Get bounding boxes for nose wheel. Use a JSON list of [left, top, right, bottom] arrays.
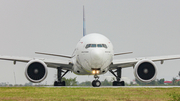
[[92, 75, 101, 87], [92, 80, 101, 87]]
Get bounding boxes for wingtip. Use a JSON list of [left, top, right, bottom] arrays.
[[114, 52, 133, 56]]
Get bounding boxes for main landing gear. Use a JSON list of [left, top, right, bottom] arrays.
[[54, 68, 69, 86], [92, 75, 101, 87], [109, 67, 125, 86]]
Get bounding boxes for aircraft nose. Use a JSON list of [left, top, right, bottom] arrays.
[[90, 49, 104, 69], [91, 49, 103, 60]]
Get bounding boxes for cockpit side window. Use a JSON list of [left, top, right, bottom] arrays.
[[102, 44, 107, 48], [85, 44, 91, 48]]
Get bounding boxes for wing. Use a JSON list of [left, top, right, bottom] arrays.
[[110, 55, 180, 70], [0, 55, 73, 70]]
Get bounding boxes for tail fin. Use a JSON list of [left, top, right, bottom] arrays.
[[83, 6, 86, 36]]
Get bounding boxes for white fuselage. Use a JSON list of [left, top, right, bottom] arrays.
[[72, 33, 114, 75]]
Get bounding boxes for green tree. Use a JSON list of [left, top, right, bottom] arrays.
[[135, 79, 158, 86], [62, 77, 77, 86], [177, 81, 180, 86], [135, 79, 146, 86], [172, 77, 177, 85], [24, 82, 32, 86], [158, 78, 164, 85], [101, 79, 112, 86], [148, 80, 156, 86], [79, 81, 91, 86]]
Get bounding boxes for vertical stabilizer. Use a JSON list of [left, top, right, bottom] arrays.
[[83, 6, 86, 36]]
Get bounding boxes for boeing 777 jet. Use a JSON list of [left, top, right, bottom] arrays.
[[0, 7, 180, 87]]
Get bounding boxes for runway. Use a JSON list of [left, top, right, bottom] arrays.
[[1, 86, 180, 88], [44, 86, 180, 88]]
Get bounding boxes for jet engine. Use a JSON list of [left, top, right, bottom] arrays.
[[134, 59, 157, 83], [25, 59, 48, 83]]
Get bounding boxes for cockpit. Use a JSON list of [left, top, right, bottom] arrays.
[[85, 44, 107, 49]]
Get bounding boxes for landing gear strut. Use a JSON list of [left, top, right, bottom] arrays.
[[109, 67, 125, 86], [92, 75, 101, 87], [54, 68, 69, 86]]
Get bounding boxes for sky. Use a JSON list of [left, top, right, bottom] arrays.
[[0, 0, 180, 85]]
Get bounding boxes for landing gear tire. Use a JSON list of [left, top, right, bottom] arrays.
[[54, 81, 65, 86], [92, 80, 101, 87], [113, 81, 125, 86]]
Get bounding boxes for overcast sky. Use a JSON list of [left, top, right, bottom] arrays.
[[0, 0, 180, 85]]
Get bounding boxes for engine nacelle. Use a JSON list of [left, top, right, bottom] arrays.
[[25, 59, 48, 83], [134, 59, 157, 83]]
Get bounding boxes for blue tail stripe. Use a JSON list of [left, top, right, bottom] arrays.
[[83, 6, 86, 36]]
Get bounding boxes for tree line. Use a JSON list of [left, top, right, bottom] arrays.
[[62, 77, 180, 86]]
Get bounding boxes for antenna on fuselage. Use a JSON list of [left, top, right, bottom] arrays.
[[83, 6, 86, 36]]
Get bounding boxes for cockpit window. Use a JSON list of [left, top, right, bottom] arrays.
[[85, 44, 107, 49], [91, 44, 96, 47], [102, 44, 107, 48], [85, 44, 91, 48], [97, 44, 102, 47]]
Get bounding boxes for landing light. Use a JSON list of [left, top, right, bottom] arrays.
[[92, 70, 100, 74], [92, 70, 96, 74]]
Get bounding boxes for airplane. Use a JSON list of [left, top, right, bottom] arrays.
[[1, 6, 180, 87]]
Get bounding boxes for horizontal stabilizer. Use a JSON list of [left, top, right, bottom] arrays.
[[35, 52, 72, 58], [114, 52, 133, 56]]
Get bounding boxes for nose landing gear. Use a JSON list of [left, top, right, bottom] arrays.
[[92, 75, 101, 87]]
